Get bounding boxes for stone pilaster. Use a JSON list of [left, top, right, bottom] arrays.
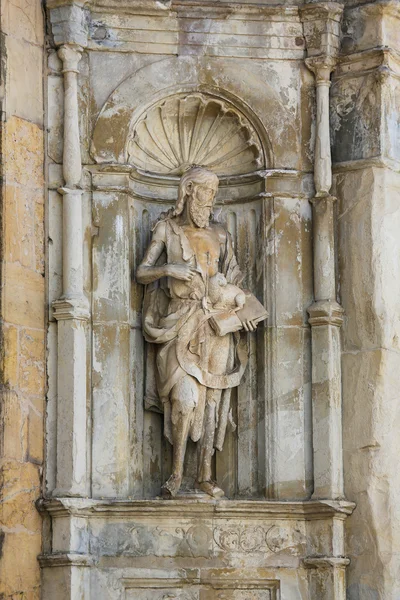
[[301, 4, 345, 502], [50, 6, 89, 496], [332, 2, 400, 597]]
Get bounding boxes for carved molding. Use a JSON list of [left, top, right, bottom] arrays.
[[38, 553, 95, 568], [303, 556, 350, 569], [308, 300, 344, 328], [127, 93, 264, 177], [122, 573, 280, 600], [38, 497, 356, 519]]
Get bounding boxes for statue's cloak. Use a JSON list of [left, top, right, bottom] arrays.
[[142, 217, 248, 447]]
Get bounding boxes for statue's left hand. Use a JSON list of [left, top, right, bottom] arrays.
[[242, 319, 257, 332]]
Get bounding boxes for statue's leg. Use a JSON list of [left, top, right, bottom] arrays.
[[195, 330, 231, 498], [196, 389, 224, 498], [161, 374, 198, 498]]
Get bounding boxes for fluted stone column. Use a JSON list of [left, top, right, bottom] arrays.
[[52, 43, 89, 497]]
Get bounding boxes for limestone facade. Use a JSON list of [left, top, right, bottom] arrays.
[[0, 0, 399, 599], [0, 1, 46, 598]]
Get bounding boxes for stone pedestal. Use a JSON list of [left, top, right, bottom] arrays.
[[39, 498, 354, 600]]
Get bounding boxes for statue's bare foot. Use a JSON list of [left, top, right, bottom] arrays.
[[195, 480, 225, 498], [161, 475, 181, 498]]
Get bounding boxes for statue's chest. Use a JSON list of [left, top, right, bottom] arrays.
[[184, 229, 221, 276]]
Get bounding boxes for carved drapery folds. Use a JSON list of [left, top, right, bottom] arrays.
[[300, 2, 345, 499]]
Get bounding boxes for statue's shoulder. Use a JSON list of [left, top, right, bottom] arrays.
[[210, 222, 229, 243], [151, 218, 169, 241]]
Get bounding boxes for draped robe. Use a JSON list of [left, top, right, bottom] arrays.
[[142, 217, 248, 448]]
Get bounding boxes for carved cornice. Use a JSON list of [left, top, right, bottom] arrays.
[[335, 47, 400, 81], [303, 556, 350, 569], [37, 497, 356, 520], [48, 0, 300, 18], [333, 155, 400, 174]]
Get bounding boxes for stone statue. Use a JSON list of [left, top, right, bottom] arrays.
[[137, 167, 267, 498]]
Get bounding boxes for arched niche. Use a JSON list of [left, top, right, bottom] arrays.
[[90, 55, 300, 171], [89, 58, 305, 500]]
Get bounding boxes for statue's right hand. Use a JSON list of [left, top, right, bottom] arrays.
[[167, 263, 198, 282]]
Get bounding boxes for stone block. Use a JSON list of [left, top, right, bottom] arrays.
[[6, 36, 44, 125], [331, 71, 381, 163], [4, 184, 37, 270], [2, 0, 44, 45], [0, 391, 27, 460], [34, 201, 45, 275], [0, 528, 41, 598], [3, 262, 45, 329], [49, 4, 88, 47], [0, 461, 41, 532], [5, 116, 44, 189], [55, 318, 89, 496], [27, 407, 44, 464], [337, 167, 400, 352], [343, 347, 400, 599], [3, 324, 18, 388]]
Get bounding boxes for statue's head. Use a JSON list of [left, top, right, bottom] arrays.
[[174, 166, 219, 228]]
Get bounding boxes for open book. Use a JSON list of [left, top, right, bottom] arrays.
[[209, 291, 268, 336]]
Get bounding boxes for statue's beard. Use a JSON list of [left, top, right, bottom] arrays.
[[190, 201, 211, 228]]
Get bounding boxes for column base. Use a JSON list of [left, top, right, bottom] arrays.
[[308, 299, 344, 327], [53, 296, 90, 321]]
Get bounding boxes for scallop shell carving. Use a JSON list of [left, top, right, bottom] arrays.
[[127, 93, 264, 176]]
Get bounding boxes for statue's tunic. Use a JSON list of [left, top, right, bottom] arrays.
[[142, 217, 248, 446]]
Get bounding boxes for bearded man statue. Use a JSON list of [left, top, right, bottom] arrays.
[[136, 167, 264, 498]]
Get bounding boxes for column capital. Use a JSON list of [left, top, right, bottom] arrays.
[[57, 44, 83, 73], [305, 56, 338, 83], [308, 300, 344, 327]]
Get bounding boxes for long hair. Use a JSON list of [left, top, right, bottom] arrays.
[[174, 167, 219, 216], [154, 167, 219, 228]]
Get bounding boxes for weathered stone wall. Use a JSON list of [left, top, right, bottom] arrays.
[[333, 2, 400, 598], [0, 1, 45, 598], [1, 0, 399, 599]]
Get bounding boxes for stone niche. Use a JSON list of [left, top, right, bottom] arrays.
[[42, 1, 354, 599]]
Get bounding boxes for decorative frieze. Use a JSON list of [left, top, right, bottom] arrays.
[[38, 497, 354, 599]]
